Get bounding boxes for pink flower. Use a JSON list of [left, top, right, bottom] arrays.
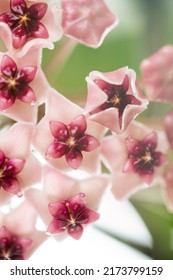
[[85, 67, 148, 134], [163, 109, 173, 150], [32, 88, 105, 172], [0, 122, 42, 205], [61, 0, 118, 48], [25, 164, 109, 240], [0, 49, 49, 122], [48, 192, 99, 240], [46, 114, 100, 169], [140, 45, 173, 103], [0, 0, 62, 57], [101, 122, 167, 199], [0, 200, 46, 259]]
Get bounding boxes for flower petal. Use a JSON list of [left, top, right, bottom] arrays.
[[0, 88, 15, 110], [28, 3, 48, 20], [46, 142, 67, 158], [49, 121, 69, 141], [10, 0, 27, 15], [0, 12, 19, 27], [1, 54, 17, 77], [70, 115, 87, 138], [48, 201, 68, 219], [67, 224, 83, 240], [66, 148, 83, 169], [47, 219, 67, 234], [78, 134, 100, 151], [12, 23, 28, 48], [17, 84, 36, 104], [69, 193, 86, 217], [3, 158, 25, 176], [16, 66, 37, 83], [1, 177, 21, 195], [29, 21, 49, 39]]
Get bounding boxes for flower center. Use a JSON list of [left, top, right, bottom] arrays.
[[7, 78, 19, 89], [65, 136, 77, 148], [18, 14, 31, 27], [65, 202, 76, 224], [141, 151, 153, 164], [109, 92, 121, 106]]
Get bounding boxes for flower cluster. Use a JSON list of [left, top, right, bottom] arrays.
[[0, 0, 172, 260]]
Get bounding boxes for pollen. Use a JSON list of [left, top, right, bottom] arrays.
[[141, 152, 153, 163]]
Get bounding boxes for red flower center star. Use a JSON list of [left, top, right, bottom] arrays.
[[0, 148, 25, 195], [90, 75, 141, 128], [123, 132, 167, 184], [47, 193, 100, 240], [0, 0, 48, 48], [0, 226, 32, 260]]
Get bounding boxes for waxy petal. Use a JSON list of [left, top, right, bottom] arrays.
[[78, 134, 100, 151], [17, 84, 36, 104], [4, 158, 25, 176], [10, 0, 27, 15], [0, 88, 15, 110], [48, 201, 69, 219], [1, 54, 17, 77], [29, 21, 48, 39], [0, 12, 19, 27], [1, 177, 21, 195], [69, 193, 86, 218], [69, 115, 87, 138], [0, 149, 5, 167], [67, 224, 83, 240], [143, 131, 158, 150], [46, 142, 67, 158], [164, 109, 173, 150], [49, 121, 69, 141], [66, 148, 83, 169], [12, 23, 28, 49], [47, 219, 67, 234], [16, 66, 37, 83], [28, 3, 48, 20]]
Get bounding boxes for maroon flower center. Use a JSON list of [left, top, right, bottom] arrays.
[[0, 237, 24, 260], [90, 75, 141, 127]]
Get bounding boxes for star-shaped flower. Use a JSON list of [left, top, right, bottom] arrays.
[[61, 0, 118, 48], [0, 0, 62, 56], [101, 122, 167, 199], [85, 67, 148, 134], [25, 164, 109, 240], [140, 45, 173, 103], [0, 49, 49, 122], [32, 88, 105, 172], [0, 123, 42, 205]]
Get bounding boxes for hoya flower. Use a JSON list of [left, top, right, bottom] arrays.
[[0, 200, 46, 259], [0, 49, 49, 122], [25, 165, 109, 240], [162, 163, 173, 212], [140, 45, 173, 103], [61, 0, 118, 48], [32, 88, 105, 172], [85, 67, 148, 134], [0, 122, 42, 205], [46, 114, 100, 169], [101, 122, 167, 199], [163, 109, 173, 150], [0, 0, 62, 57]]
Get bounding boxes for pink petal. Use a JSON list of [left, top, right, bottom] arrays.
[[143, 131, 157, 150], [1, 55, 17, 77], [4, 158, 25, 175], [49, 121, 69, 141], [70, 115, 87, 138], [141, 173, 154, 184], [12, 24, 28, 48], [0, 12, 19, 27], [83, 208, 100, 224], [78, 134, 100, 151], [17, 84, 36, 104], [69, 193, 86, 217], [46, 141, 67, 158], [67, 224, 83, 240], [123, 158, 135, 172], [1, 177, 21, 195], [10, 0, 27, 15], [28, 3, 48, 20], [66, 148, 83, 169], [48, 201, 68, 219], [47, 219, 67, 234], [16, 66, 37, 83], [0, 88, 15, 110], [164, 109, 173, 150], [15, 237, 33, 253], [0, 226, 12, 240], [29, 21, 49, 39], [125, 136, 140, 154]]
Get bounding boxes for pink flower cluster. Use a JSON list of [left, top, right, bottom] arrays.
[[0, 0, 172, 260]]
